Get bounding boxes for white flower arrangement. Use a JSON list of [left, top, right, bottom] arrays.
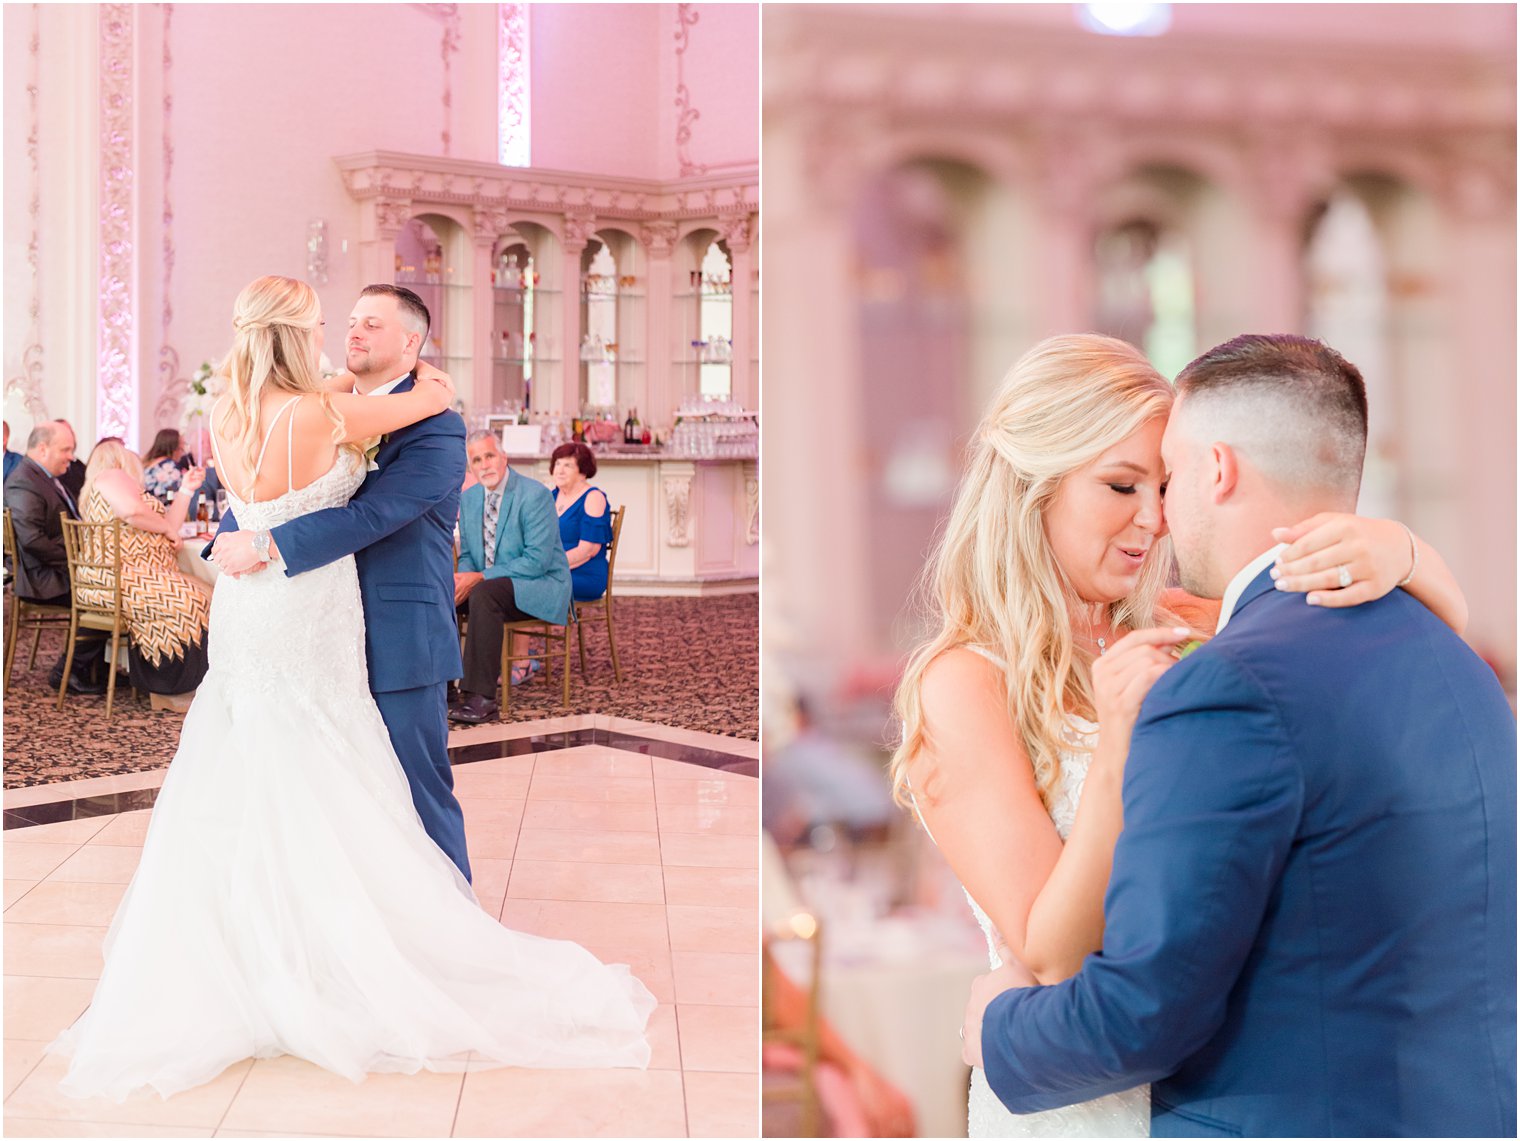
[[182, 360, 225, 425]]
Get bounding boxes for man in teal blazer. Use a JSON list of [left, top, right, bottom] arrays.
[[450, 430, 572, 723]]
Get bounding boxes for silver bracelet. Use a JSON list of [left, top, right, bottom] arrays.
[[1396, 523, 1418, 587]]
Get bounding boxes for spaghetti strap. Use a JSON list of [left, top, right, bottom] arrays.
[[249, 395, 303, 500]]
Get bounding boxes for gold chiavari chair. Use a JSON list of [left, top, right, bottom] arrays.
[[499, 604, 574, 720], [59, 517, 131, 719], [575, 504, 625, 682], [763, 914, 826, 1137], [3, 508, 72, 691]]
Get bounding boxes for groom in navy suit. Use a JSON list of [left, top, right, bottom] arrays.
[[210, 285, 472, 882], [964, 335, 1516, 1136]]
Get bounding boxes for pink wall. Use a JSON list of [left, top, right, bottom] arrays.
[[533, 3, 758, 180], [530, 4, 663, 178], [146, 3, 466, 416]]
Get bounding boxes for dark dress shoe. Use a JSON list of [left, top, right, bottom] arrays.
[[53, 673, 107, 696], [448, 692, 497, 724]]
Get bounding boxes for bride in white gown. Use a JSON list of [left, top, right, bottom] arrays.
[[49, 276, 655, 1102], [888, 334, 1468, 1137]]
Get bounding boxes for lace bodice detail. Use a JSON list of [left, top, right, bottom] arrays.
[[207, 450, 371, 707], [225, 451, 366, 531]]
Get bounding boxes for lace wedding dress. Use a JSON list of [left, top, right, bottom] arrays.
[[50, 450, 656, 1102], [920, 645, 1149, 1138]]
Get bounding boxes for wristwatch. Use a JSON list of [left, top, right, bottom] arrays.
[[251, 530, 272, 563]]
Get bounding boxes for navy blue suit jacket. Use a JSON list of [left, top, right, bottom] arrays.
[[982, 567, 1517, 1137], [214, 376, 466, 693]]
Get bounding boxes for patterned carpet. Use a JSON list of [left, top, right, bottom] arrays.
[[3, 593, 756, 789]]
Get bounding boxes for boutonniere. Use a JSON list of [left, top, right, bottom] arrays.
[[361, 433, 389, 472]]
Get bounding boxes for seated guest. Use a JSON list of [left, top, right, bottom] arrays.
[[55, 419, 87, 500], [449, 430, 572, 725], [549, 442, 612, 602], [3, 421, 20, 483], [80, 440, 210, 712], [141, 428, 188, 504], [3, 420, 106, 693]]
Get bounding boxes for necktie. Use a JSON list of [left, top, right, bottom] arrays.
[[53, 477, 78, 519], [482, 488, 502, 568]]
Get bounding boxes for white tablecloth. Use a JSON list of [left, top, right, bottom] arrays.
[[176, 537, 219, 592]]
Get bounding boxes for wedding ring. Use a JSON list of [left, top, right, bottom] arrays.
[[1336, 564, 1353, 589], [958, 1026, 965, 1040]]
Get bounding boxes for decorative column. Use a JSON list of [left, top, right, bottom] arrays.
[[356, 195, 410, 291], [723, 214, 754, 411], [97, 3, 138, 442], [559, 211, 594, 415], [640, 221, 679, 431], [1243, 132, 1312, 337], [1441, 160, 1516, 675], [470, 205, 508, 419], [1032, 130, 1098, 337]]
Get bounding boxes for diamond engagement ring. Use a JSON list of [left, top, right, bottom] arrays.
[[1336, 564, 1353, 589]]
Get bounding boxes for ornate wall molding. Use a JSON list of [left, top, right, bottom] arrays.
[[563, 210, 597, 253], [5, 5, 48, 420], [674, 4, 707, 178], [768, 10, 1515, 215], [409, 4, 462, 156], [336, 151, 756, 225], [98, 3, 136, 440], [640, 222, 680, 259], [153, 3, 182, 430], [374, 196, 414, 238], [719, 215, 751, 254], [498, 3, 530, 166], [663, 475, 692, 547]]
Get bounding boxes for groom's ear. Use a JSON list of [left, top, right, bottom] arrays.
[[1210, 442, 1239, 504]]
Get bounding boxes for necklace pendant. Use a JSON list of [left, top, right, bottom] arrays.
[[1096, 636, 1107, 655]]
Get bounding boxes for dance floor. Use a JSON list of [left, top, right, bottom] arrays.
[[2, 716, 759, 1137]]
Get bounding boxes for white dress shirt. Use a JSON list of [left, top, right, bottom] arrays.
[[1215, 543, 1288, 633], [357, 372, 411, 398]]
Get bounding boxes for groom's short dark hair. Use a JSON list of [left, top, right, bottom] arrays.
[[1174, 334, 1368, 500], [360, 283, 430, 341]]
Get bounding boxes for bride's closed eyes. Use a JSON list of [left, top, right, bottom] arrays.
[[1107, 482, 1167, 497]]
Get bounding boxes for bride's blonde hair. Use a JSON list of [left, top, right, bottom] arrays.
[[890, 334, 1177, 811], [213, 275, 355, 491]]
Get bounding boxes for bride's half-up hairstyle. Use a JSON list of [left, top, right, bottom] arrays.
[[890, 334, 1177, 811], [215, 275, 355, 493]]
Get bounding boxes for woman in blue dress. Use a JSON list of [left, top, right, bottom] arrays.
[[550, 442, 612, 601]]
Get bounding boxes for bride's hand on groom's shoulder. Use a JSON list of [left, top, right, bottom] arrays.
[[1271, 513, 1408, 608], [413, 361, 456, 407], [1092, 627, 1191, 745]]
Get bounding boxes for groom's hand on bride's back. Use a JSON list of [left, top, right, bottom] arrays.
[[962, 953, 1038, 1067]]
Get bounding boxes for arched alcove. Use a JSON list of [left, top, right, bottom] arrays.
[[1303, 188, 1394, 516], [676, 228, 733, 401], [1305, 172, 1452, 544], [488, 221, 561, 412], [396, 213, 470, 379]]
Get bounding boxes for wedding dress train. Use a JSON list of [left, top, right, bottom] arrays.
[[50, 452, 655, 1102]]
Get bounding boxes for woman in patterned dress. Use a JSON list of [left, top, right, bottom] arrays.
[[141, 428, 191, 505], [78, 440, 210, 712]]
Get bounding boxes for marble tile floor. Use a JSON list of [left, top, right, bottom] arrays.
[[3, 719, 759, 1138]]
